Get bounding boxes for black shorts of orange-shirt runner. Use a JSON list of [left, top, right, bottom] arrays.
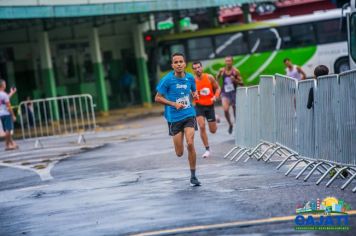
[[195, 104, 216, 122], [167, 116, 198, 136]]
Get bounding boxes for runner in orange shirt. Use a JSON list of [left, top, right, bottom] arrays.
[[192, 61, 221, 158]]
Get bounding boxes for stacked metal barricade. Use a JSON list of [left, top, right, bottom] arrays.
[[18, 94, 96, 148], [224, 70, 356, 192]]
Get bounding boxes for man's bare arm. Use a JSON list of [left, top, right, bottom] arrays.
[[233, 68, 244, 86], [155, 92, 184, 109], [215, 68, 223, 81], [297, 66, 307, 80]]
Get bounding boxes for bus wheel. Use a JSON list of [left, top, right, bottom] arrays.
[[334, 57, 350, 74]]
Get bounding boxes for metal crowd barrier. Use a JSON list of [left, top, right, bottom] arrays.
[[274, 74, 298, 151], [223, 70, 356, 192], [296, 79, 316, 158], [18, 94, 96, 147]]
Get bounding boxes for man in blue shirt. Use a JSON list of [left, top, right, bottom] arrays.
[[155, 52, 201, 186]]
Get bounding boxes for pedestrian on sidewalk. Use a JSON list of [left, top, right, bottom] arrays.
[[0, 79, 18, 151], [155, 52, 201, 186], [192, 61, 221, 158], [216, 56, 243, 134], [0, 86, 16, 136]]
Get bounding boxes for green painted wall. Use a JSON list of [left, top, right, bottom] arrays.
[[136, 57, 152, 107]]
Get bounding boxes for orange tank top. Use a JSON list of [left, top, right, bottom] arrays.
[[195, 73, 214, 106]]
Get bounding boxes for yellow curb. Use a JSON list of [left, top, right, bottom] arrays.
[[132, 210, 356, 236]]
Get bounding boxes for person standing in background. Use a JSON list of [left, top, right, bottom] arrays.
[[0, 79, 18, 150]]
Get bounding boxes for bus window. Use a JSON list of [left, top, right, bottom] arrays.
[[213, 32, 248, 58], [315, 19, 347, 44], [158, 43, 186, 71], [158, 46, 171, 71], [170, 44, 186, 56], [350, 13, 356, 63], [278, 26, 293, 48], [187, 37, 214, 60], [247, 29, 278, 53], [290, 23, 316, 46]]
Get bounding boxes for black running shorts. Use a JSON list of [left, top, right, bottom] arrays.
[[167, 116, 198, 136], [195, 104, 216, 122]]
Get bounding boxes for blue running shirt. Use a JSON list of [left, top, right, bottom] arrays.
[[156, 71, 196, 122]]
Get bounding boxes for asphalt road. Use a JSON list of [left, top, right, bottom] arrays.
[[0, 109, 355, 236]]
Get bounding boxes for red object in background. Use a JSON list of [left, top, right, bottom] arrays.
[[219, 0, 336, 23], [145, 35, 153, 41]]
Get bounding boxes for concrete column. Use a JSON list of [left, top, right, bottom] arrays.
[[6, 62, 18, 105], [39, 31, 57, 98], [39, 31, 59, 120], [90, 27, 109, 113], [133, 24, 152, 107]]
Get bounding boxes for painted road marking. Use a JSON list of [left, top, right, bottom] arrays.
[[132, 210, 356, 236]]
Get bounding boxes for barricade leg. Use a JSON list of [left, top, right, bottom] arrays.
[[264, 146, 282, 162], [285, 159, 306, 176], [276, 154, 298, 170], [316, 165, 337, 185], [235, 149, 250, 163], [257, 145, 276, 161], [248, 142, 265, 156], [304, 162, 327, 181], [296, 161, 316, 179], [326, 166, 348, 187], [224, 147, 238, 159], [230, 148, 246, 161], [341, 173, 356, 190], [244, 152, 257, 162]]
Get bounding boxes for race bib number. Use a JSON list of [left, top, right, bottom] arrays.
[[176, 96, 190, 109], [200, 87, 211, 96], [224, 83, 235, 93]]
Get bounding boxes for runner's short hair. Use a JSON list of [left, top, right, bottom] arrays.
[[0, 79, 5, 88], [192, 61, 202, 68], [171, 52, 185, 62], [225, 56, 233, 61], [283, 58, 290, 63]]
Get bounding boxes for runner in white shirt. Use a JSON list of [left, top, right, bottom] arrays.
[[284, 58, 306, 81]]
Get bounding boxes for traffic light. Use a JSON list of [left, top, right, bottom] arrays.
[[144, 35, 153, 42]]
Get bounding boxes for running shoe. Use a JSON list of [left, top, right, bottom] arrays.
[[216, 114, 221, 123], [202, 150, 210, 158], [190, 177, 201, 186], [228, 125, 233, 134]]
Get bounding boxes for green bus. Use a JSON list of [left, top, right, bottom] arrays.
[[155, 8, 349, 85]]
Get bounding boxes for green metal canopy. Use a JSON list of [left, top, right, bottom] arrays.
[[0, 0, 268, 19]]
